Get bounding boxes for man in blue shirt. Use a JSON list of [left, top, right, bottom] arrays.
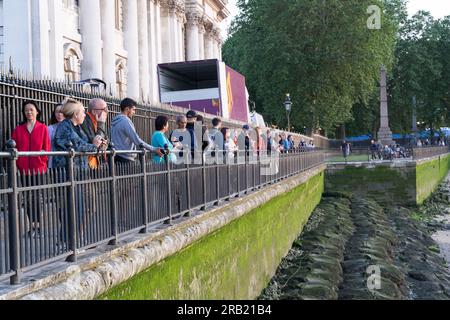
[[111, 98, 163, 163]]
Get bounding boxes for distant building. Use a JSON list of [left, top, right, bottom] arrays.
[[0, 0, 229, 102]]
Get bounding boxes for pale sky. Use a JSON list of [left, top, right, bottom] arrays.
[[221, 0, 450, 39]]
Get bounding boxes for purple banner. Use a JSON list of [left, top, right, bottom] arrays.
[[173, 99, 221, 117], [226, 66, 249, 123]]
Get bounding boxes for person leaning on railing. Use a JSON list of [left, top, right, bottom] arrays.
[[152, 115, 179, 164], [111, 98, 163, 164], [11, 100, 51, 237]]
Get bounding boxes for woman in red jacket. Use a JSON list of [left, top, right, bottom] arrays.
[[11, 100, 51, 237], [12, 100, 51, 174]]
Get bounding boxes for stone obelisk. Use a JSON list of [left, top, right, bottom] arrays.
[[377, 65, 394, 145]]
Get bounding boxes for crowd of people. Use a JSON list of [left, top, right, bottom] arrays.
[[369, 140, 410, 161], [6, 97, 320, 240], [9, 97, 320, 175], [415, 138, 448, 147], [6, 96, 327, 197]]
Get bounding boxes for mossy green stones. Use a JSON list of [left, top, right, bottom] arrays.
[[99, 171, 325, 300], [416, 154, 450, 205]]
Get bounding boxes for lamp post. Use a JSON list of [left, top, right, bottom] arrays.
[[284, 93, 292, 132]]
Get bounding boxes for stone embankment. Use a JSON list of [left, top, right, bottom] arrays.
[[260, 179, 450, 300]]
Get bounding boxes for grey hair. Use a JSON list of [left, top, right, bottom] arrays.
[[88, 98, 107, 112], [176, 115, 187, 124]]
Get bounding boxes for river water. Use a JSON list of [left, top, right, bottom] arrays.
[[260, 177, 450, 300]]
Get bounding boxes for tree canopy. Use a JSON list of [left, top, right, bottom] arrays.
[[387, 12, 450, 136], [223, 0, 405, 137]]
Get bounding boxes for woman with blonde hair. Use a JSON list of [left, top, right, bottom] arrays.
[[52, 98, 104, 169], [52, 98, 105, 244]]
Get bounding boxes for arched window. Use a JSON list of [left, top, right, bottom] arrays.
[[116, 59, 127, 98], [64, 43, 83, 83]]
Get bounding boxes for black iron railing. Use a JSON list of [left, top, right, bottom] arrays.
[[0, 144, 325, 284], [325, 145, 450, 162], [412, 146, 450, 160]]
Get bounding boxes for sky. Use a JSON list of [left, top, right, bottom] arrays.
[[221, 0, 450, 39]]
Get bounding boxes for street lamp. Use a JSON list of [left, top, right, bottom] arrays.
[[284, 93, 292, 132]]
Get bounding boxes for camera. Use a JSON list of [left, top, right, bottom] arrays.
[[160, 144, 170, 156]]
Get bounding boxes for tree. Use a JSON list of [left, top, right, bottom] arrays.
[[388, 12, 450, 138], [223, 0, 404, 136]]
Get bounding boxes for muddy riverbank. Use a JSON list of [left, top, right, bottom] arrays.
[[260, 179, 450, 300]]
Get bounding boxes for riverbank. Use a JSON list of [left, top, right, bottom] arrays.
[[260, 177, 450, 300]]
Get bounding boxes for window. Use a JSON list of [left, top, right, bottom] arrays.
[[115, 0, 123, 31], [64, 49, 81, 82]]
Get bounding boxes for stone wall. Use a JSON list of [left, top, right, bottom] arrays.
[[100, 169, 325, 300], [416, 154, 450, 204], [326, 162, 417, 206], [1, 165, 325, 300], [326, 154, 450, 206]]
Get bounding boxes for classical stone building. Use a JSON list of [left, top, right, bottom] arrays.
[[0, 0, 229, 102]]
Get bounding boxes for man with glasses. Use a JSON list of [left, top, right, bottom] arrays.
[[81, 98, 109, 169], [81, 98, 108, 141]]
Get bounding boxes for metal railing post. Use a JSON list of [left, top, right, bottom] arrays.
[[108, 147, 118, 245], [227, 155, 231, 201], [185, 158, 192, 217], [166, 154, 173, 224], [6, 140, 21, 285], [215, 160, 220, 206], [237, 153, 241, 196], [139, 147, 148, 233], [244, 151, 248, 194], [66, 143, 77, 263], [201, 153, 207, 210]]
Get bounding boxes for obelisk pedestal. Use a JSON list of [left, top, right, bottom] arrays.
[[377, 65, 395, 146]]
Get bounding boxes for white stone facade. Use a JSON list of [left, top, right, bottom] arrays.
[[0, 0, 229, 102]]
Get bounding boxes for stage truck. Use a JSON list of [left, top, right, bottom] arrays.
[[157, 59, 251, 123]]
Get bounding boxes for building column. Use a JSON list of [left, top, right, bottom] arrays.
[[155, 0, 163, 63], [185, 12, 199, 61], [123, 0, 140, 99], [219, 41, 222, 61], [168, 7, 177, 62], [100, 0, 116, 95], [177, 14, 185, 61], [198, 23, 205, 60], [138, 0, 150, 101], [204, 26, 214, 59], [212, 32, 219, 60], [79, 0, 103, 79], [148, 0, 159, 103], [31, 0, 51, 77], [48, 0, 65, 79]]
